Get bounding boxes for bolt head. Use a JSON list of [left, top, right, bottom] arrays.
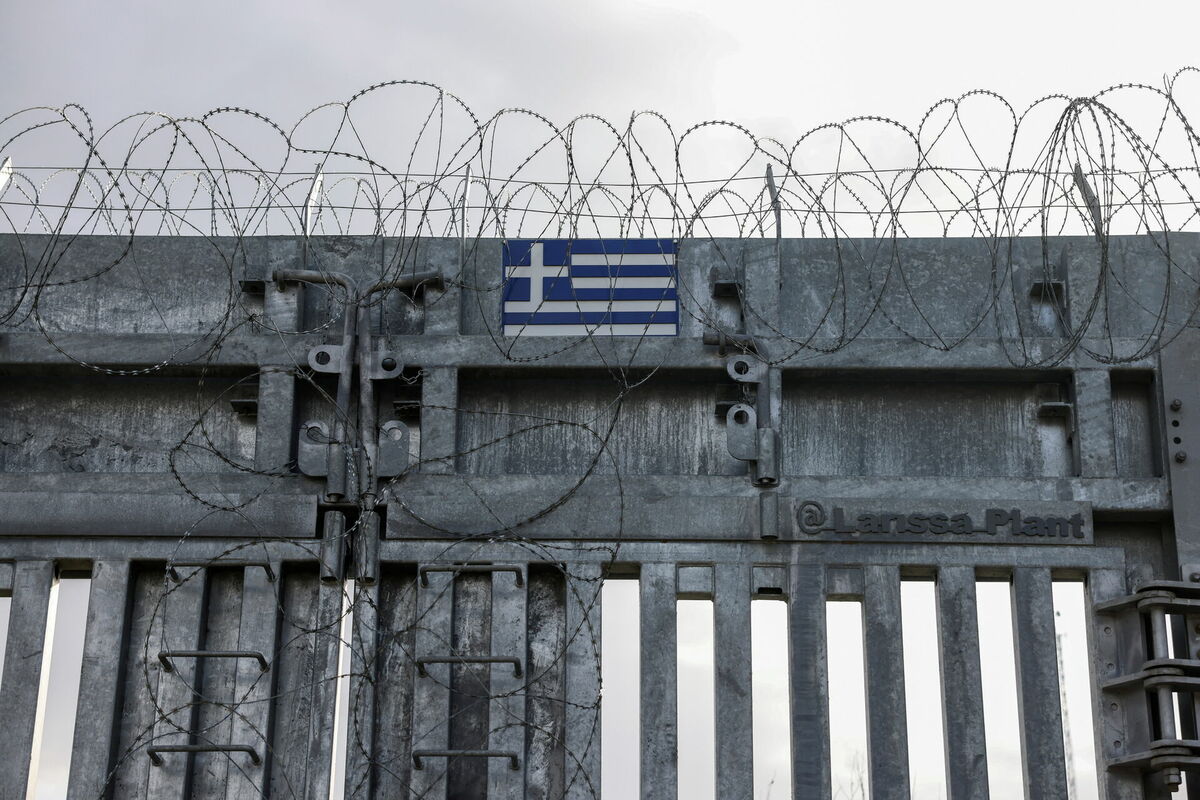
[[315, 350, 331, 366], [1172, 398, 1184, 411], [1191, 572, 1200, 583], [1177, 451, 1189, 463]]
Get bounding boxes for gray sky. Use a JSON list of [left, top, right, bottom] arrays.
[[2, 2, 1196, 798], [3, 0, 1197, 157]]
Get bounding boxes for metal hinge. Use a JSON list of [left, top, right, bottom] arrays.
[[717, 353, 779, 487], [1094, 580, 1200, 791]]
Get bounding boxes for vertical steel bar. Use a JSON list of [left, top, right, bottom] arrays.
[[790, 563, 832, 800], [303, 580, 346, 800], [226, 563, 281, 800], [714, 562, 753, 800], [564, 564, 602, 800], [488, 567, 528, 796], [145, 567, 207, 800], [344, 581, 380, 800], [408, 570, 453, 800], [1088, 568, 1146, 800], [67, 559, 132, 800], [640, 562, 678, 800], [1075, 368, 1117, 477], [936, 565, 990, 800], [863, 564, 911, 799], [254, 367, 296, 473], [0, 560, 55, 800], [1011, 568, 1068, 800], [420, 367, 458, 475]]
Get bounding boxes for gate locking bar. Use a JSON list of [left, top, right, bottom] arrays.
[[273, 268, 442, 584], [149, 744, 261, 766], [412, 750, 520, 771], [158, 650, 270, 673], [415, 655, 523, 678]]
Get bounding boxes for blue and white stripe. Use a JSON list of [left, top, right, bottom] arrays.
[[501, 239, 678, 336]]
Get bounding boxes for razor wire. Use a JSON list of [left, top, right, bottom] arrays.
[[2, 70, 1200, 799]]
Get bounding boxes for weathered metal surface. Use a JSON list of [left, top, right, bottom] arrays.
[[0, 375, 254, 474], [263, 568, 339, 799], [1089, 568, 1152, 800], [863, 564, 911, 799], [191, 569, 245, 797], [370, 566, 418, 798], [227, 564, 281, 800], [488, 565, 528, 796], [456, 371, 740, 476], [1011, 568, 1068, 799], [3, 232, 1197, 799], [639, 563, 678, 800], [1111, 378, 1159, 479], [935, 566, 990, 800], [713, 562, 754, 800], [782, 378, 1072, 477], [526, 567, 567, 800], [448, 573, 493, 798], [144, 567, 206, 799], [563, 564, 601, 800], [789, 563, 832, 799], [1161, 329, 1200, 573], [0, 487, 317, 538], [66, 559, 132, 800], [408, 570, 453, 800], [0, 560, 54, 800], [345, 581, 380, 800]]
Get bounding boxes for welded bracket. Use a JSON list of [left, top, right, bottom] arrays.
[[297, 420, 336, 477], [307, 344, 346, 373], [297, 419, 409, 478], [721, 353, 779, 487], [709, 264, 743, 298]]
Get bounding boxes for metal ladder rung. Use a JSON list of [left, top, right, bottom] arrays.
[[412, 750, 520, 771], [158, 650, 270, 673], [416, 655, 522, 677], [149, 744, 261, 766], [419, 563, 524, 586]]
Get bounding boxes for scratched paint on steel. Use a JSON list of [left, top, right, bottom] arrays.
[[780, 379, 1073, 478], [1, 232, 1194, 800]]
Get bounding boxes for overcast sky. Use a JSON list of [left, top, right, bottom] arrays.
[[2, 0, 1196, 137], [2, 0, 1198, 169], [2, 2, 1196, 798]]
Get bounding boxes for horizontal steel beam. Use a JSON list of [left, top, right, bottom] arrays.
[[0, 330, 1160, 371], [0, 489, 317, 538]]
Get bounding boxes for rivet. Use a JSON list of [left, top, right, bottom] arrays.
[[1103, 625, 1113, 635], [381, 357, 398, 371], [1191, 572, 1200, 583], [1106, 662, 1114, 671], [1177, 451, 1188, 463], [1110, 702, 1119, 711], [1171, 398, 1183, 411], [1113, 740, 1122, 749], [315, 350, 331, 366]]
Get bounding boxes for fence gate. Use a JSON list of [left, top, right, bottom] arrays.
[[1, 232, 1199, 800]]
